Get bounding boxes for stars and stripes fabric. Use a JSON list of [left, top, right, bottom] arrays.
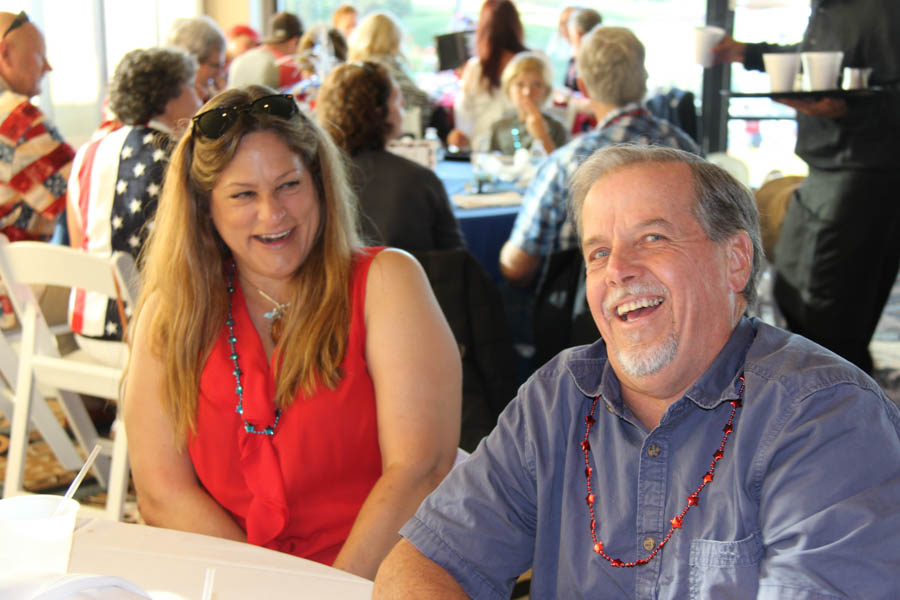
[[0, 88, 74, 241], [67, 123, 170, 340]]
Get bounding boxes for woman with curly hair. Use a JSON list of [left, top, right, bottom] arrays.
[[124, 85, 461, 579], [66, 47, 201, 366], [447, 0, 527, 151], [317, 61, 463, 251]]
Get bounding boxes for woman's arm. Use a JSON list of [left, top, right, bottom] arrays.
[[124, 295, 247, 541], [331, 249, 462, 580]]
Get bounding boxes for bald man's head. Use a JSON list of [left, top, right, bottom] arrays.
[[0, 12, 51, 97]]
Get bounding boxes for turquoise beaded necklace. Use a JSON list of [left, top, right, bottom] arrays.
[[225, 267, 282, 436]]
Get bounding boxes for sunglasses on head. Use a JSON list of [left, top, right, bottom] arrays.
[[191, 94, 299, 140], [3, 11, 29, 39]]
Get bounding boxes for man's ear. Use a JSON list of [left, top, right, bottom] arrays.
[[726, 229, 754, 295], [576, 76, 590, 99]]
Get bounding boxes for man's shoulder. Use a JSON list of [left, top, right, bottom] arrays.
[[230, 47, 276, 72], [526, 342, 608, 401], [745, 321, 891, 407], [613, 111, 700, 153]]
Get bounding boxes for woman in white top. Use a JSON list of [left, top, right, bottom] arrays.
[[446, 0, 526, 151]]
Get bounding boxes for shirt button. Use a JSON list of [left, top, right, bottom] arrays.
[[642, 537, 656, 551], [647, 444, 661, 458], [606, 403, 614, 413]]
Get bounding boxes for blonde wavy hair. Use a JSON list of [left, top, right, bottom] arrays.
[[133, 85, 361, 443], [347, 12, 403, 62]]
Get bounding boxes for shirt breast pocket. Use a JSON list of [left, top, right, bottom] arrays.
[[689, 530, 763, 599]]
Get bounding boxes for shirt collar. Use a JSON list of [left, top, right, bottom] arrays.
[[146, 118, 173, 136], [567, 317, 757, 410], [594, 101, 643, 130]]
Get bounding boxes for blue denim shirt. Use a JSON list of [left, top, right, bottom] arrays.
[[401, 319, 900, 599]]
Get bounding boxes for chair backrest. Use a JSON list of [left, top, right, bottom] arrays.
[[533, 247, 600, 367], [0, 234, 138, 520], [646, 88, 699, 144], [707, 152, 750, 187], [410, 248, 518, 452], [0, 237, 138, 346]]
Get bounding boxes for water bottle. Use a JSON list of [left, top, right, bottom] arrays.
[[424, 127, 444, 166]]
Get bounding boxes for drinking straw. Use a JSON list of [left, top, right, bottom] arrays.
[[201, 567, 216, 600], [62, 443, 103, 502]]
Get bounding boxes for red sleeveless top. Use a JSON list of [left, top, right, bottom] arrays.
[[188, 248, 383, 564]]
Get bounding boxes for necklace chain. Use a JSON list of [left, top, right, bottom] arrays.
[[582, 374, 744, 567], [226, 268, 282, 436]]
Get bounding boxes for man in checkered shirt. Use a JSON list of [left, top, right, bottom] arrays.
[[500, 26, 699, 286]]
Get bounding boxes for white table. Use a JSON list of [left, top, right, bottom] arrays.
[[68, 519, 373, 599]]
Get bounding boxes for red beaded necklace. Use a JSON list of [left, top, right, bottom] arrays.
[[581, 374, 744, 568]]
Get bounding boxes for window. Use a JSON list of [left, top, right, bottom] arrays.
[[281, 0, 708, 100], [725, 0, 811, 186]]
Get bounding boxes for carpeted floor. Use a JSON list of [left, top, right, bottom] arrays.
[[0, 399, 140, 522]]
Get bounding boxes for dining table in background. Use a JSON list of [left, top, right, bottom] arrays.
[[436, 159, 521, 283], [68, 518, 373, 599]]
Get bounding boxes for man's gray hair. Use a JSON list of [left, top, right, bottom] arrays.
[[165, 16, 225, 64], [576, 26, 647, 106], [570, 145, 763, 309], [569, 8, 602, 36]]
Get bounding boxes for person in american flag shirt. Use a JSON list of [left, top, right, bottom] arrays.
[[0, 11, 73, 243], [66, 47, 201, 366], [0, 12, 75, 327]]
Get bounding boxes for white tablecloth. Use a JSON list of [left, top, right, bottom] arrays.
[[67, 519, 373, 599]]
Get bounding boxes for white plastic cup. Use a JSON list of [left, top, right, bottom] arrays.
[[695, 26, 725, 68], [0, 495, 79, 577], [801, 51, 844, 91], [841, 67, 872, 90], [763, 53, 802, 92]]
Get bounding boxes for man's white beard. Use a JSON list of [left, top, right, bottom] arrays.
[[614, 332, 678, 377]]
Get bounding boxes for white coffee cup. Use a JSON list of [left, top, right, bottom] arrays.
[[0, 495, 79, 577], [695, 26, 725, 69], [801, 51, 844, 91], [763, 53, 801, 92], [842, 67, 872, 90]]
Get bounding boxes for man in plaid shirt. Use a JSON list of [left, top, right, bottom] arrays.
[[0, 11, 73, 243], [500, 26, 699, 286]]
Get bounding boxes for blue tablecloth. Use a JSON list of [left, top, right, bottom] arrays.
[[436, 160, 521, 283]]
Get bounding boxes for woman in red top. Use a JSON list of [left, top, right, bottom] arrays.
[[124, 86, 461, 579]]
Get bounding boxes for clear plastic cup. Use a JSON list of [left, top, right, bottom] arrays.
[[0, 495, 79, 577], [763, 53, 801, 92]]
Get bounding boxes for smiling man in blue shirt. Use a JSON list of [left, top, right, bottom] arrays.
[[373, 145, 900, 599]]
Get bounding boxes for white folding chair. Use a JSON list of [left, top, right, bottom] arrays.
[[0, 326, 85, 474], [0, 235, 138, 520]]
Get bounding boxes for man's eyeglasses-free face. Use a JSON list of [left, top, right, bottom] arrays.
[[3, 11, 29, 39], [191, 94, 299, 140]]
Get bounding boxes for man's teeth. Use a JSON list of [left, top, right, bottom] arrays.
[[256, 230, 291, 241], [616, 297, 663, 318]]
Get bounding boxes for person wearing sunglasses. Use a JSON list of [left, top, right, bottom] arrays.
[[0, 11, 74, 243], [65, 47, 201, 367], [123, 86, 461, 580]]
